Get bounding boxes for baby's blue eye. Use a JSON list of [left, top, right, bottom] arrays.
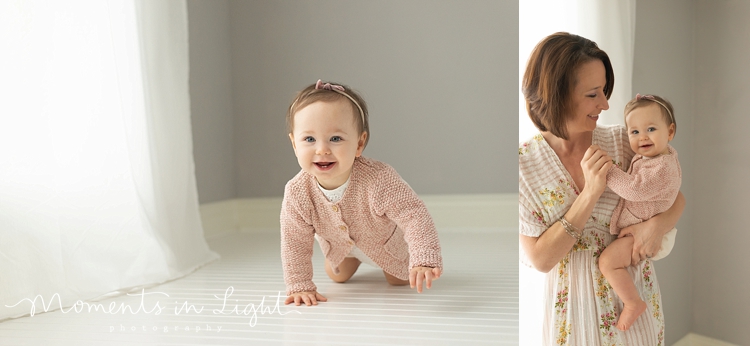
[[330, 136, 342, 142], [631, 130, 639, 135], [647, 127, 656, 132], [304, 136, 315, 143]]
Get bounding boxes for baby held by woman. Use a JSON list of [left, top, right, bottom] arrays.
[[600, 94, 681, 331]]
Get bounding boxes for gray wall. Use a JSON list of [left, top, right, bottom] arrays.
[[223, 0, 518, 199], [692, 1, 750, 343], [636, 1, 750, 344], [187, 0, 236, 203], [632, 1, 695, 343]]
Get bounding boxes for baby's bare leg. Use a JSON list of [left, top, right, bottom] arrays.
[[599, 236, 647, 331], [325, 257, 361, 283], [383, 271, 409, 286]]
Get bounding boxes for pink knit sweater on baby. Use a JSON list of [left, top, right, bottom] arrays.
[[280, 156, 443, 295], [607, 145, 682, 235]]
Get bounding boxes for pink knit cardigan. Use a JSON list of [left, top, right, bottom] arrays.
[[607, 145, 682, 235], [280, 156, 443, 295]]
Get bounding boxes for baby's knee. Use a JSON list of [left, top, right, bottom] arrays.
[[599, 239, 633, 272], [324, 258, 359, 283], [329, 276, 350, 283], [598, 251, 615, 273], [325, 267, 353, 283]]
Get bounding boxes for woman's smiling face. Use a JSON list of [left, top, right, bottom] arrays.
[[566, 59, 610, 135]]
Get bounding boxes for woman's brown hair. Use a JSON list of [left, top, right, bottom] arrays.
[[522, 32, 614, 140]]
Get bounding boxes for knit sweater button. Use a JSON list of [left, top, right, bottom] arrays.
[[339, 225, 347, 231], [332, 205, 338, 212]]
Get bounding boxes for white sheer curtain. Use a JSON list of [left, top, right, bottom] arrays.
[[0, 0, 217, 320], [519, 0, 636, 142], [518, 1, 635, 344]]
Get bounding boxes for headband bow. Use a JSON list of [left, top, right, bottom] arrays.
[[315, 79, 345, 92], [312, 79, 365, 125], [635, 93, 674, 123]]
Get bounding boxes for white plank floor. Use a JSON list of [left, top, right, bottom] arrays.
[[0, 229, 518, 345]]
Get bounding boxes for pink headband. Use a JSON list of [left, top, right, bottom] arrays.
[[636, 93, 674, 124], [314, 79, 365, 125]]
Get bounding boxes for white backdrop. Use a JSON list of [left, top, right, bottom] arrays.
[[518, 1, 636, 344], [0, 0, 217, 320]]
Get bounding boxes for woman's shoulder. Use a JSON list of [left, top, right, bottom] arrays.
[[519, 133, 546, 162], [594, 123, 626, 141], [519, 132, 544, 146], [518, 134, 558, 198], [594, 124, 627, 148]]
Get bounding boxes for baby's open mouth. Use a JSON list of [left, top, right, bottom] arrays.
[[315, 162, 335, 169]]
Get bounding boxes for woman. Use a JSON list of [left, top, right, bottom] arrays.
[[519, 32, 685, 345]]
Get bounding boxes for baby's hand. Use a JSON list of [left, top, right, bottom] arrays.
[[409, 267, 441, 293], [284, 291, 327, 306]]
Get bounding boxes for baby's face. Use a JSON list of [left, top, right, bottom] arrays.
[[625, 103, 675, 157], [288, 99, 366, 190]]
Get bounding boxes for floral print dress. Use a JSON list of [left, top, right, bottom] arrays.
[[519, 124, 664, 345]]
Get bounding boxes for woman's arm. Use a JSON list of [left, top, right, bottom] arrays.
[[520, 145, 612, 273], [619, 190, 685, 265], [520, 191, 598, 272]]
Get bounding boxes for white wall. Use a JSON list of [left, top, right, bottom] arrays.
[[691, 1, 750, 343], [187, 0, 236, 203], [632, 1, 695, 343], [227, 0, 518, 198]]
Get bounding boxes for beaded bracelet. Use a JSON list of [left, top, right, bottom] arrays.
[[560, 216, 582, 240]]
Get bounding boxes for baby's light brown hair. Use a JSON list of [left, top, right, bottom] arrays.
[[624, 94, 676, 136], [287, 80, 370, 148]]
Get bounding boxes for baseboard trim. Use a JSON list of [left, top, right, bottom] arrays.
[[420, 193, 517, 229], [199, 193, 518, 238], [673, 333, 739, 346], [197, 199, 237, 239]]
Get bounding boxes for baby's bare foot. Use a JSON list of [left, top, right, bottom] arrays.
[[616, 300, 647, 331]]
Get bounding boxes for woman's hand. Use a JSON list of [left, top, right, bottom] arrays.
[[284, 291, 327, 306], [618, 221, 664, 266], [618, 191, 685, 266], [409, 266, 441, 293], [580, 145, 613, 197]]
